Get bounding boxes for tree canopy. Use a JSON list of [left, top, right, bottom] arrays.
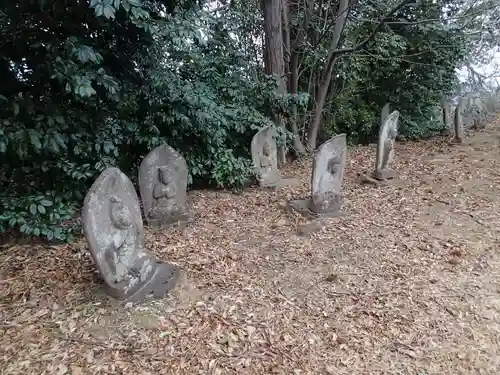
[[0, 0, 498, 241]]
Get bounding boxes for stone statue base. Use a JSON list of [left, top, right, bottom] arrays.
[[260, 177, 299, 189], [104, 262, 180, 303], [286, 198, 346, 237], [309, 192, 343, 214], [440, 127, 452, 136], [148, 211, 193, 230], [359, 172, 387, 186], [286, 198, 345, 218], [372, 168, 396, 181]]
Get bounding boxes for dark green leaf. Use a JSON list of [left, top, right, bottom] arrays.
[[103, 4, 116, 18]]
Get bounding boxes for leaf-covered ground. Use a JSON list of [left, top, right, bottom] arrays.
[[2, 119, 500, 375]]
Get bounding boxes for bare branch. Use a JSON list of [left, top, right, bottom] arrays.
[[351, 3, 500, 26], [332, 0, 415, 56]]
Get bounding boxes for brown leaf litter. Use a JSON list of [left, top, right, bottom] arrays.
[[2, 119, 500, 374]]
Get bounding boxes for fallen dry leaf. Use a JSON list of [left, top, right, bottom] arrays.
[[2, 117, 500, 374]]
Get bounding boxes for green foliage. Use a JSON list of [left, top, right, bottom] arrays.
[[210, 149, 252, 189], [0, 0, 276, 242], [276, 92, 311, 116], [325, 2, 467, 143], [0, 0, 480, 244], [0, 193, 79, 242], [143, 9, 276, 186]]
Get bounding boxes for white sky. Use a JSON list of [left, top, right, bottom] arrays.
[[457, 50, 500, 88]]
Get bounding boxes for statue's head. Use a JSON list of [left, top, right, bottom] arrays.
[[327, 157, 340, 175], [109, 195, 132, 230], [158, 166, 172, 184], [262, 141, 271, 156]]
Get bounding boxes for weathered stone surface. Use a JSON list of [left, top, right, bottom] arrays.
[[251, 126, 281, 187], [139, 144, 191, 230], [309, 134, 347, 213], [380, 103, 390, 127], [287, 198, 346, 219], [251, 126, 298, 188], [373, 110, 399, 180], [441, 101, 453, 134], [432, 106, 443, 125], [82, 167, 179, 302], [452, 98, 464, 144], [286, 134, 347, 219]]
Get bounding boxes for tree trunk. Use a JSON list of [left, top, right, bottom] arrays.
[[306, 0, 350, 150], [282, 0, 309, 155], [262, 0, 287, 165], [288, 51, 307, 155], [282, 0, 306, 155]]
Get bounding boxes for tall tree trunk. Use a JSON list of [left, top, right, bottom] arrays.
[[262, 0, 287, 165], [306, 0, 349, 150], [282, 0, 307, 155], [287, 50, 307, 155]]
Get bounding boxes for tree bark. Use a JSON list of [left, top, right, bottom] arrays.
[[287, 0, 310, 155], [282, 0, 305, 155], [306, 0, 413, 150], [262, 0, 287, 164], [306, 0, 350, 150]]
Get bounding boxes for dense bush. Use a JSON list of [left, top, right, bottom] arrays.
[[322, 2, 467, 143], [0, 1, 277, 241], [0, 0, 470, 242]]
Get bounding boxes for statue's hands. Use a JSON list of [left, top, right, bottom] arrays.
[[114, 263, 128, 283], [129, 267, 141, 278]]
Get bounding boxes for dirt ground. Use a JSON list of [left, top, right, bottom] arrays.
[[2, 119, 500, 375]]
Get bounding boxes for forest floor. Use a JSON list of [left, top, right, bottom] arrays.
[[2, 119, 500, 375]]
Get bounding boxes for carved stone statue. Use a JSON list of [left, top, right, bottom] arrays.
[[139, 144, 191, 229], [310, 134, 347, 213], [251, 126, 298, 188], [149, 166, 185, 221], [82, 167, 179, 302], [288, 134, 347, 217], [251, 126, 281, 187], [373, 110, 399, 180], [441, 100, 453, 135], [380, 103, 390, 127], [451, 98, 464, 144]]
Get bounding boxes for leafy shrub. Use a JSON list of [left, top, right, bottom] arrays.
[[0, 2, 276, 242], [0, 193, 79, 242], [210, 149, 253, 189]]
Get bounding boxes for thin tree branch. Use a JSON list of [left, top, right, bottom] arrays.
[[353, 3, 500, 26], [332, 0, 415, 56]]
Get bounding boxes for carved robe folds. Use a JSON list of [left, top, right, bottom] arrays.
[[82, 167, 179, 302], [373, 110, 399, 180], [251, 126, 281, 187], [287, 134, 347, 217], [251, 126, 298, 188], [139, 145, 191, 229]]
